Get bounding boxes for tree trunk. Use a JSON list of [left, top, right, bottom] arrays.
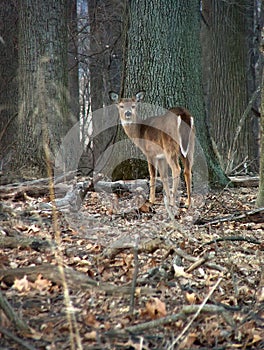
[[202, 0, 260, 174], [67, 0, 79, 121], [0, 1, 18, 173], [121, 0, 228, 187], [87, 0, 124, 176], [256, 26, 264, 207], [16, 0, 73, 177]]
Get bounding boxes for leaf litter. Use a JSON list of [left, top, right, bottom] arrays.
[[0, 181, 263, 349]]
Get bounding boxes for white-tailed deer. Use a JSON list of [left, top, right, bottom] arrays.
[[109, 91, 195, 207]]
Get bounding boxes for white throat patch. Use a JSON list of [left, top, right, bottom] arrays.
[[121, 119, 134, 126]]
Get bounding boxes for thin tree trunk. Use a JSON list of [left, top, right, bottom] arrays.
[[256, 26, 264, 207], [87, 0, 124, 176]]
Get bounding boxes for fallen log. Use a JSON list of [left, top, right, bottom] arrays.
[[0, 264, 154, 296]]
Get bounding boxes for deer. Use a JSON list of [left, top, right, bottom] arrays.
[[109, 91, 195, 208]]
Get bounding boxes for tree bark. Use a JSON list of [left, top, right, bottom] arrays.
[[16, 0, 74, 177], [86, 0, 125, 176], [202, 0, 260, 174], [67, 0, 79, 121], [256, 25, 264, 207], [122, 0, 228, 187], [0, 1, 19, 173]]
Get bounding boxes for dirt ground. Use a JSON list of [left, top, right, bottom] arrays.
[[0, 179, 263, 349]]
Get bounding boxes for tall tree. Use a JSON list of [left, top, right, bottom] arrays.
[[0, 0, 18, 174], [121, 0, 228, 187], [256, 25, 264, 207], [67, 0, 79, 120], [15, 0, 74, 177], [201, 0, 260, 174], [87, 0, 125, 175]]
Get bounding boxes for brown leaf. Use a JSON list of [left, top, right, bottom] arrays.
[[145, 297, 166, 319], [83, 313, 100, 328], [178, 333, 197, 350], [185, 292, 197, 304], [84, 330, 97, 340], [13, 275, 31, 292], [33, 274, 52, 291]]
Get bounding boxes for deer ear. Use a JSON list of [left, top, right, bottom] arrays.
[[135, 91, 145, 102], [109, 91, 119, 103]]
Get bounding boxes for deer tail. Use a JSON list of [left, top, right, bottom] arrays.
[[177, 115, 194, 158]]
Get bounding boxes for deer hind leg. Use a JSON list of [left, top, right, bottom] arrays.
[[147, 160, 156, 203], [181, 156, 192, 208], [156, 154, 170, 204], [167, 155, 181, 206]]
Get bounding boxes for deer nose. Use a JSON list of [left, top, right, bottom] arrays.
[[125, 110, 132, 118]]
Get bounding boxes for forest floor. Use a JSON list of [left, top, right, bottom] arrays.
[[0, 177, 263, 350]]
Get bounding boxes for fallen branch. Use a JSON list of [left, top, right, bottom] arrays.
[[129, 235, 140, 315], [0, 170, 77, 193], [173, 248, 225, 272], [196, 207, 264, 225], [0, 290, 31, 333], [0, 263, 154, 296], [0, 326, 36, 350], [106, 303, 233, 336], [185, 253, 211, 273], [169, 277, 224, 348], [226, 86, 260, 174], [101, 237, 167, 260], [0, 236, 54, 251], [203, 235, 262, 247]]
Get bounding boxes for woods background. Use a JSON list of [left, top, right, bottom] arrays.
[[0, 2, 264, 349], [0, 0, 263, 195]]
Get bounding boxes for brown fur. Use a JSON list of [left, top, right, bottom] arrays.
[[109, 91, 195, 207]]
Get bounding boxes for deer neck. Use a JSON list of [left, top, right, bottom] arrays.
[[121, 117, 143, 140]]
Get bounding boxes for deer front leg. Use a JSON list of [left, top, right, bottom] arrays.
[[181, 157, 192, 208], [147, 160, 156, 203], [156, 155, 170, 204], [169, 158, 181, 207]]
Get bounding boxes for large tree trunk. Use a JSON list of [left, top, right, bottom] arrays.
[[120, 0, 228, 187], [0, 1, 18, 173], [202, 0, 260, 174], [16, 0, 73, 177]]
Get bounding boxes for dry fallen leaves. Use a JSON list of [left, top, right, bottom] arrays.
[[145, 297, 167, 319]]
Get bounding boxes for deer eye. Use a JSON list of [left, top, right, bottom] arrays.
[[119, 104, 124, 109], [131, 105, 136, 109]]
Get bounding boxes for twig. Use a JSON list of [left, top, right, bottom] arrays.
[[185, 253, 210, 273], [203, 235, 261, 246], [168, 277, 223, 349], [197, 207, 264, 226], [226, 86, 260, 174], [0, 112, 18, 143], [173, 248, 225, 272], [129, 234, 140, 315], [0, 326, 37, 350], [0, 290, 31, 333], [106, 303, 229, 335]]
